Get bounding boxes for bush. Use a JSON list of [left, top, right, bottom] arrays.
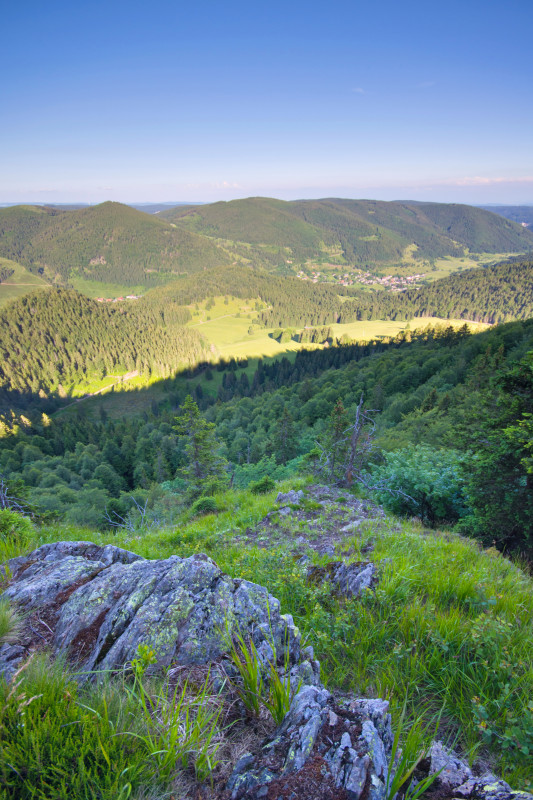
[[191, 496, 219, 516], [370, 445, 469, 525], [249, 475, 276, 495], [0, 509, 33, 543]]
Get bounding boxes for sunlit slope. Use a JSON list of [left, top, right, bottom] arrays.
[[161, 197, 533, 267], [0, 257, 49, 307], [0, 288, 207, 397], [0, 202, 232, 288]]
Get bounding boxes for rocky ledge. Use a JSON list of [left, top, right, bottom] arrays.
[[0, 541, 313, 684], [1, 541, 531, 800]]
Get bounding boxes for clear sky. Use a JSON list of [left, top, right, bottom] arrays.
[[2, 0, 532, 205]]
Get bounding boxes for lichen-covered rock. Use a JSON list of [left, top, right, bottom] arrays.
[[226, 685, 395, 800], [1, 542, 305, 679], [2, 541, 531, 800], [423, 742, 533, 800], [0, 642, 26, 682], [276, 490, 304, 506], [307, 560, 378, 598], [428, 739, 473, 788]]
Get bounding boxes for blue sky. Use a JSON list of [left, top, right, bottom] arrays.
[[2, 0, 532, 204]]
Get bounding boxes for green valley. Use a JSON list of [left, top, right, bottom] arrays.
[[1, 202, 533, 800], [0, 199, 531, 308]]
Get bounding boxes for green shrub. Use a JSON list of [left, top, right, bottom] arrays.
[[249, 475, 275, 495], [0, 654, 151, 799], [0, 509, 33, 543], [370, 445, 469, 525], [191, 496, 219, 516], [200, 479, 228, 497]]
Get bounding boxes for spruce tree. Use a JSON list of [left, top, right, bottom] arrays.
[[272, 408, 297, 465], [173, 395, 228, 497]]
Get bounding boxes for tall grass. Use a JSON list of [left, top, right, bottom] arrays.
[[1, 487, 532, 790]]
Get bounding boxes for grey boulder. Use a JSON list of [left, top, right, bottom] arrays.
[[1, 541, 309, 680]]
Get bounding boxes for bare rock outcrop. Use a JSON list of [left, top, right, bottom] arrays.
[[225, 689, 394, 800], [0, 541, 311, 682], [1, 541, 531, 800], [307, 560, 378, 598]]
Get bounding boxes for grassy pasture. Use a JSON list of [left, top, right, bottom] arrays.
[[68, 301, 489, 421], [0, 258, 48, 307]]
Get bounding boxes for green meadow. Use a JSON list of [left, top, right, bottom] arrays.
[[0, 258, 48, 307], [66, 299, 489, 421]]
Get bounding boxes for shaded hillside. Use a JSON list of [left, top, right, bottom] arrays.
[[161, 197, 533, 266], [2, 317, 533, 556], [0, 289, 207, 398], [0, 202, 231, 287]]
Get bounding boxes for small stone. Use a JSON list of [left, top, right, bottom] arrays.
[[328, 710, 339, 727], [341, 520, 362, 532], [276, 490, 304, 505], [428, 741, 472, 790]]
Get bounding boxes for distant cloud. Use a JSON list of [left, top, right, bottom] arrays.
[[445, 176, 533, 186], [351, 87, 365, 94]]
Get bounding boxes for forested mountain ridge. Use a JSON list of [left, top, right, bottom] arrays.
[[480, 205, 533, 228], [338, 257, 533, 325], [1, 199, 531, 296], [160, 197, 533, 266], [0, 202, 232, 287]]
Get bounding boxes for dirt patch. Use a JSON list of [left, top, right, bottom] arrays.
[[263, 753, 349, 800], [69, 607, 109, 661]]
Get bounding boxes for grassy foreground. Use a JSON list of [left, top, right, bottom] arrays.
[[1, 480, 532, 798]]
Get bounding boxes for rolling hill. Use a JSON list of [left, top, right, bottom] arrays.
[[0, 202, 232, 290], [1, 198, 531, 300], [160, 197, 533, 268]]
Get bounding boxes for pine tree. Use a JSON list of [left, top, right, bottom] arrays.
[[321, 398, 349, 482], [173, 395, 228, 496], [271, 408, 297, 465]]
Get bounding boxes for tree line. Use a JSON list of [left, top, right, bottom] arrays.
[[1, 317, 532, 552]]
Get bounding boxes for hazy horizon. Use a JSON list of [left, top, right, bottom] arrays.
[[1, 195, 533, 210], [2, 0, 532, 206]]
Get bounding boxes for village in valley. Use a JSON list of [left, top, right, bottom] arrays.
[[296, 266, 426, 290]]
